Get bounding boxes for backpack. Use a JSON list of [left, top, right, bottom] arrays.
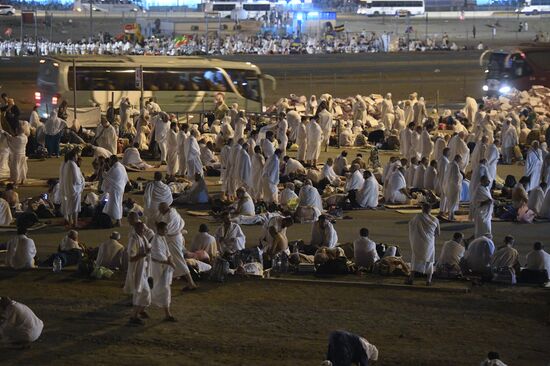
[[209, 257, 230, 282]]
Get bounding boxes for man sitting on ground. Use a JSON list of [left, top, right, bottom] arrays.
[[188, 224, 218, 260], [461, 235, 495, 277], [95, 231, 125, 270], [524, 241, 550, 283], [0, 297, 43, 347], [5, 226, 36, 270], [324, 330, 379, 366], [435, 232, 465, 278], [491, 235, 521, 275], [353, 227, 379, 270], [309, 215, 338, 252]]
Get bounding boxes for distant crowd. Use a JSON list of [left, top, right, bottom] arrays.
[[0, 32, 466, 57]]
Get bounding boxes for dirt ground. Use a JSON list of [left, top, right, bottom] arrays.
[[1, 149, 550, 365]]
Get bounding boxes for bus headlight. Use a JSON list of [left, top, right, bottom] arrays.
[[499, 85, 511, 94], [482, 85, 489, 92]]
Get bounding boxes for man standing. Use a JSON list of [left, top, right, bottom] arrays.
[[470, 175, 494, 238], [3, 127, 28, 185], [177, 123, 189, 177], [407, 203, 440, 286], [524, 141, 542, 192], [143, 172, 173, 226], [155, 202, 197, 290], [317, 101, 333, 151], [123, 222, 151, 325], [442, 155, 463, 221], [448, 132, 469, 171], [250, 145, 265, 201], [165, 122, 179, 179], [102, 155, 129, 227], [186, 130, 203, 179], [59, 149, 85, 228], [150, 222, 177, 322], [305, 118, 323, 168], [262, 148, 281, 205], [151, 112, 170, 164]]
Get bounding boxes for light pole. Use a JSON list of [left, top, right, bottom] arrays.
[[89, 0, 93, 41]]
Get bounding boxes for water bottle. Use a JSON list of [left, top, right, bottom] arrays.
[[53, 257, 62, 273]]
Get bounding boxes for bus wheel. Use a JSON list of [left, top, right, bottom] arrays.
[[373, 11, 380, 16], [531, 10, 538, 15]]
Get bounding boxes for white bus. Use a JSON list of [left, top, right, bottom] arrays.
[[74, 0, 145, 13], [516, 0, 550, 15], [204, 1, 275, 20], [36, 56, 275, 124], [357, 0, 425, 16]]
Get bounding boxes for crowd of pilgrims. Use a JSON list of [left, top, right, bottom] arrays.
[[0, 31, 463, 57], [1, 88, 549, 364]]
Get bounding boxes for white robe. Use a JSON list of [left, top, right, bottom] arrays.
[[420, 130, 433, 160], [152, 118, 170, 161], [357, 175, 379, 208], [123, 232, 151, 307], [186, 135, 203, 178], [399, 128, 412, 158], [262, 154, 279, 204], [423, 166, 437, 191], [150, 234, 174, 308], [321, 164, 340, 185], [525, 249, 550, 274], [485, 144, 499, 185], [436, 155, 449, 196], [95, 124, 118, 155], [177, 131, 189, 176], [470, 184, 493, 238], [408, 212, 440, 273], [101, 162, 129, 220], [296, 123, 308, 161], [59, 160, 85, 218], [433, 138, 446, 161], [156, 208, 189, 278], [353, 236, 379, 268], [385, 170, 407, 204], [166, 129, 179, 176], [463, 236, 495, 273], [469, 163, 489, 203], [448, 134, 469, 171], [250, 153, 265, 201], [143, 180, 173, 225], [279, 188, 298, 208], [0, 301, 43, 344], [317, 109, 333, 146], [305, 120, 323, 162], [0, 197, 13, 225], [260, 138, 275, 160], [412, 164, 426, 189], [524, 148, 542, 192], [236, 147, 252, 189], [311, 221, 338, 248], [540, 190, 550, 219], [6, 234, 36, 269], [6, 134, 28, 184], [95, 239, 124, 269], [298, 185, 323, 212], [437, 240, 464, 268], [442, 161, 462, 215], [122, 147, 152, 170], [528, 187, 545, 215], [215, 222, 246, 254], [346, 170, 364, 192], [189, 232, 218, 259]]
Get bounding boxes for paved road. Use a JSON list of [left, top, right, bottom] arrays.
[[0, 51, 483, 114]]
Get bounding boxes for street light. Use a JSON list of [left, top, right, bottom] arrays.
[[89, 0, 93, 41]]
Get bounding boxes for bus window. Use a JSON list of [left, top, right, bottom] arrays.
[[226, 69, 261, 102], [143, 68, 229, 92], [510, 55, 532, 78], [68, 67, 136, 91]]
